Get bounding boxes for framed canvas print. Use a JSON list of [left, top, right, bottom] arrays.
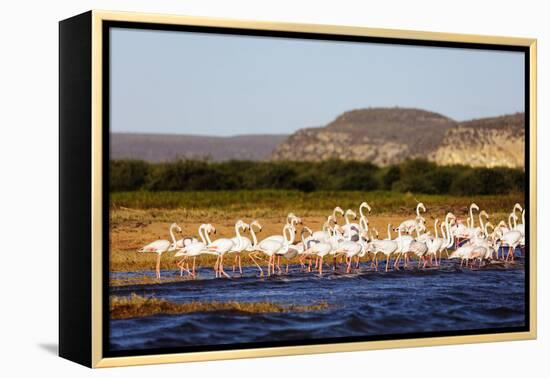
[[59, 10, 537, 368]]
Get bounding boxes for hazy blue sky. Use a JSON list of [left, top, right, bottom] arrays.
[[110, 28, 525, 136]]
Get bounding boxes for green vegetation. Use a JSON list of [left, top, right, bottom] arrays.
[[110, 294, 329, 319], [110, 158, 524, 196], [111, 189, 522, 215]]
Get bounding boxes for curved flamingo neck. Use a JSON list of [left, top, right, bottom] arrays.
[[169, 225, 177, 247], [440, 222, 447, 245], [283, 226, 295, 244], [445, 215, 453, 248], [479, 213, 485, 231], [235, 223, 243, 246], [198, 225, 206, 244], [359, 204, 366, 218], [250, 225, 258, 247], [344, 212, 351, 225], [205, 226, 213, 245], [360, 216, 368, 232]]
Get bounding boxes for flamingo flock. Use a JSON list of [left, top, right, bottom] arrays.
[[138, 201, 527, 280]]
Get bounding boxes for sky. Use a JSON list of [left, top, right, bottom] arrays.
[[110, 27, 525, 136]]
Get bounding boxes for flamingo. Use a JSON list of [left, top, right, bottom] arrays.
[[397, 202, 426, 234], [425, 219, 444, 267], [392, 226, 414, 270], [260, 215, 299, 272], [334, 237, 363, 273], [370, 231, 400, 272], [138, 223, 181, 279], [256, 224, 295, 276], [302, 227, 333, 276], [263, 214, 300, 244], [175, 224, 216, 278], [341, 209, 360, 240], [208, 220, 247, 278], [228, 220, 258, 275], [437, 213, 456, 263], [312, 216, 337, 241], [497, 228, 522, 262]]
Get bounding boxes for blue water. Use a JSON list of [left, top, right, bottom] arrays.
[[109, 256, 526, 352]]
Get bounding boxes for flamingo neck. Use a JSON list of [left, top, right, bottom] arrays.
[[250, 226, 258, 247], [169, 225, 177, 249], [205, 227, 213, 245], [284, 226, 295, 244], [198, 225, 206, 244], [360, 216, 368, 232], [445, 215, 453, 248], [434, 220, 439, 239], [235, 223, 243, 245], [479, 214, 485, 231], [344, 212, 351, 225]]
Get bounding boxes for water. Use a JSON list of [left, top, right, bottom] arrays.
[[109, 257, 526, 353]]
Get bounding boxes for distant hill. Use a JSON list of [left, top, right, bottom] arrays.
[[271, 107, 456, 165], [111, 108, 525, 168], [271, 107, 524, 168], [111, 133, 288, 162]]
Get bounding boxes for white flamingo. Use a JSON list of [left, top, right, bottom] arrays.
[[497, 228, 522, 262], [138, 223, 181, 279], [341, 209, 360, 240], [302, 227, 334, 276], [256, 224, 295, 276], [208, 220, 247, 278], [370, 231, 400, 272], [425, 219, 444, 267], [397, 202, 426, 234], [175, 223, 216, 278], [312, 216, 337, 241]]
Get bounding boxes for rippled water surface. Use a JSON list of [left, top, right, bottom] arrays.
[[109, 257, 526, 352]]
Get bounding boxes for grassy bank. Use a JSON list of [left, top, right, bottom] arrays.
[[110, 294, 329, 319], [111, 189, 523, 215]]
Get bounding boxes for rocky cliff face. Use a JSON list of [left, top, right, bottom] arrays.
[[271, 108, 524, 169], [428, 113, 525, 168]]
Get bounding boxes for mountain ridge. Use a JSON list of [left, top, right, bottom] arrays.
[[111, 108, 524, 168]]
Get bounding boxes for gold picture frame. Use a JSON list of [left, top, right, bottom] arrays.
[[59, 9, 537, 368]]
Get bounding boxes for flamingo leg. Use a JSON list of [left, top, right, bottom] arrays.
[[248, 252, 264, 277], [155, 253, 161, 280], [218, 255, 230, 278]]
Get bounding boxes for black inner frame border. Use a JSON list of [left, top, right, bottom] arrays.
[[101, 20, 531, 359]]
